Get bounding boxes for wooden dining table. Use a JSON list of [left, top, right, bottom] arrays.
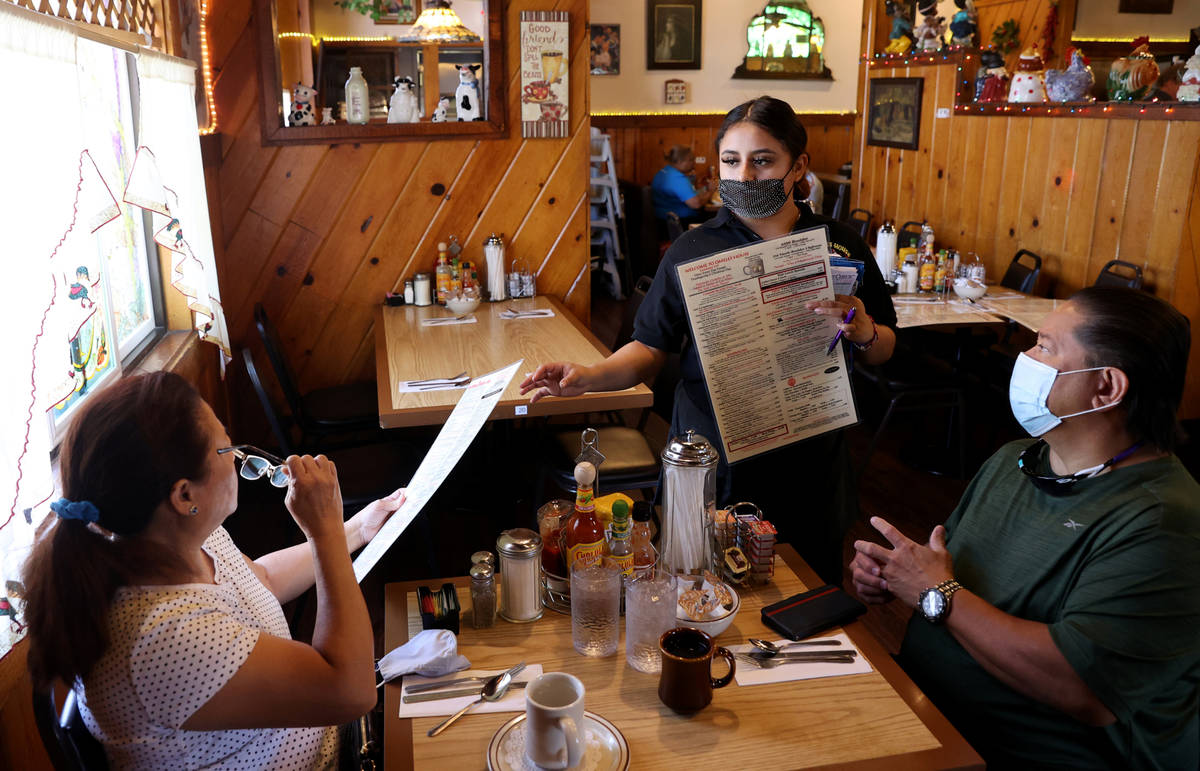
[[374, 296, 653, 428], [891, 288, 1057, 332], [382, 545, 982, 770]]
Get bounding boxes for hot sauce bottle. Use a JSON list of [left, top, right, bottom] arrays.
[[564, 462, 607, 570]]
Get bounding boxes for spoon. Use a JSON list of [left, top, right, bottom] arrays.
[[426, 670, 513, 737], [749, 638, 843, 657]]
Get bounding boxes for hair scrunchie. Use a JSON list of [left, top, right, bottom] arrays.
[[50, 498, 101, 524]]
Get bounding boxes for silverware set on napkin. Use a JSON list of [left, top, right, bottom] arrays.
[[402, 662, 526, 703], [404, 372, 471, 390], [733, 650, 859, 668], [423, 315, 473, 326]]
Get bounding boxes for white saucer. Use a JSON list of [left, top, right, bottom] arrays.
[[486, 710, 630, 771]]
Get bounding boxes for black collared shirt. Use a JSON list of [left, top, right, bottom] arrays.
[[632, 203, 896, 499]]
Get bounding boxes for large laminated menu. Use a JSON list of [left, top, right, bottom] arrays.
[[675, 226, 858, 464]]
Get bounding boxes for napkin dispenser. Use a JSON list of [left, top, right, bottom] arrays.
[[760, 585, 865, 641]]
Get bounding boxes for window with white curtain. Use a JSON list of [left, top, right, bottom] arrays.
[[0, 2, 230, 660]]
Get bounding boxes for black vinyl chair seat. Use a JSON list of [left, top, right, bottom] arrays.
[[1000, 249, 1042, 294], [34, 684, 109, 771], [1094, 259, 1144, 290]]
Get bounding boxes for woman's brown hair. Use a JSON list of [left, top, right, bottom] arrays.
[[23, 372, 212, 688]]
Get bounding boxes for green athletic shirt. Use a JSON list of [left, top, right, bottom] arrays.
[[898, 440, 1200, 770]]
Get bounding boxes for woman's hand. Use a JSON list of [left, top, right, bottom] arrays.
[[520, 362, 593, 403], [806, 294, 874, 346], [346, 488, 406, 552], [284, 454, 344, 541], [853, 517, 954, 607]]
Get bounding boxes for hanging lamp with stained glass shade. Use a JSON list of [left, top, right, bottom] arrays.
[[397, 0, 481, 43], [734, 1, 832, 79]]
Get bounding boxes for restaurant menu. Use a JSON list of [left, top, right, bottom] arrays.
[[353, 360, 523, 581], [675, 227, 858, 465]]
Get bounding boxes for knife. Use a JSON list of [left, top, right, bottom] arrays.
[[403, 681, 528, 703], [749, 650, 858, 661], [404, 662, 526, 694]]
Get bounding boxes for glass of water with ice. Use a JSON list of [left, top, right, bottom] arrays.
[[570, 559, 621, 657], [624, 570, 677, 673]]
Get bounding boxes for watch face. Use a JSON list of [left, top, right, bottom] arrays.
[[920, 588, 946, 620]]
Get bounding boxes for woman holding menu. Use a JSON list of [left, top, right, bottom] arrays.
[[522, 97, 897, 583]]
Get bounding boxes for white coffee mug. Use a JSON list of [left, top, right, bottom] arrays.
[[524, 672, 584, 769]]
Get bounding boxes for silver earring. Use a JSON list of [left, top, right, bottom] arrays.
[[188, 505, 199, 516]]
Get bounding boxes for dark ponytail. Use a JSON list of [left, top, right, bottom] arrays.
[[23, 372, 212, 688]]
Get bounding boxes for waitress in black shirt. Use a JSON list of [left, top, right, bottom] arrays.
[[521, 96, 897, 583]]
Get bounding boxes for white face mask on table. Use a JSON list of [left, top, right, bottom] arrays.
[[1008, 352, 1119, 437]]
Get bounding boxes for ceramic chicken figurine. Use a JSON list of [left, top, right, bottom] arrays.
[[1108, 41, 1160, 101], [976, 49, 1009, 102], [1008, 48, 1048, 103], [1179, 46, 1200, 102], [1045, 49, 1095, 102], [884, 0, 913, 55]]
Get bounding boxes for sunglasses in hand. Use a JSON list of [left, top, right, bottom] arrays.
[[217, 445, 290, 487]]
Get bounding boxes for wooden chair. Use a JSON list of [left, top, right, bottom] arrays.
[[33, 684, 109, 771], [1094, 259, 1144, 290]]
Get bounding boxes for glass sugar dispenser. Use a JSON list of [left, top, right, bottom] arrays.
[[659, 430, 719, 576], [496, 528, 544, 622]]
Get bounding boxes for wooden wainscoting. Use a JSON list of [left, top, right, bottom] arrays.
[[207, 0, 592, 393], [592, 113, 856, 186]]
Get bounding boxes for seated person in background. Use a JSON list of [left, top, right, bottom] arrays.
[[852, 287, 1199, 770], [651, 144, 712, 228], [23, 372, 405, 769]]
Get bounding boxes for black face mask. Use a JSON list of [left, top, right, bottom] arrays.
[[718, 177, 794, 220], [1016, 440, 1143, 495]]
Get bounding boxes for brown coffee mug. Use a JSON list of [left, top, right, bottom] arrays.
[[657, 627, 735, 713]]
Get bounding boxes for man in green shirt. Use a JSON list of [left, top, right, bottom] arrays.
[[852, 287, 1199, 769]]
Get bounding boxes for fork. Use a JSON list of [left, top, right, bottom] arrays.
[[424, 315, 470, 326], [405, 371, 468, 386], [734, 653, 856, 668]]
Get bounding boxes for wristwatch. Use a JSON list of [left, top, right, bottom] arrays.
[[918, 579, 963, 624]]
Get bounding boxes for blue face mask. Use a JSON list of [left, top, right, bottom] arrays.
[[1008, 352, 1119, 437]]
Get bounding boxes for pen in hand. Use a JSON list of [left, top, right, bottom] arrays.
[[827, 307, 856, 354]]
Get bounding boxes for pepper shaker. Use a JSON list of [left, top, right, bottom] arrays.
[[469, 563, 496, 628]]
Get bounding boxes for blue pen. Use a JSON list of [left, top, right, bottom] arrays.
[[826, 307, 856, 354]]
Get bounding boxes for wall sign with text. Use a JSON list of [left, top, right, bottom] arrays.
[[520, 11, 570, 138]]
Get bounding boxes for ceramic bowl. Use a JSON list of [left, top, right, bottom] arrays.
[[675, 582, 740, 639], [444, 295, 481, 315], [952, 278, 988, 301]]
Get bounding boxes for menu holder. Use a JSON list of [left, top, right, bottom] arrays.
[[760, 584, 865, 641]]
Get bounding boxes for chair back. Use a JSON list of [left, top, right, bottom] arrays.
[[898, 221, 924, 250], [1094, 259, 1144, 290], [614, 275, 654, 351], [33, 685, 109, 771], [848, 209, 872, 241], [252, 304, 312, 431], [619, 180, 661, 281], [241, 348, 297, 456], [665, 212, 684, 242], [824, 179, 849, 221], [1000, 249, 1042, 294]]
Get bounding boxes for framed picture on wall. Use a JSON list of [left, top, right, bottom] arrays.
[[590, 24, 620, 75], [646, 0, 702, 70], [1117, 0, 1173, 12], [375, 0, 420, 25], [866, 77, 923, 151]]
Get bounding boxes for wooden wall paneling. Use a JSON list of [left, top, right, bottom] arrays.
[[218, 115, 279, 245], [289, 144, 381, 235], [910, 65, 936, 224], [212, 27, 261, 154], [1174, 170, 1200, 420], [954, 116, 988, 255], [990, 117, 1031, 276], [220, 211, 284, 317], [541, 193, 591, 317], [245, 144, 329, 228], [942, 71, 971, 248], [1015, 117, 1054, 258], [1059, 119, 1107, 292], [1037, 118, 1080, 292], [972, 117, 1009, 259], [1089, 121, 1137, 277], [1117, 122, 1167, 288], [1144, 122, 1200, 293], [927, 66, 955, 225]]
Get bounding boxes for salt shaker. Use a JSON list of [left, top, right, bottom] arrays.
[[496, 528, 544, 622], [469, 563, 496, 628], [403, 279, 415, 305]]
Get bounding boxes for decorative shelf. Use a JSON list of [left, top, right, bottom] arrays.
[[954, 102, 1200, 120]]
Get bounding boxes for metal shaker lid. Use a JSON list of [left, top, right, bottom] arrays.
[[661, 429, 719, 466], [470, 563, 494, 581], [485, 233, 503, 245], [496, 528, 542, 559]]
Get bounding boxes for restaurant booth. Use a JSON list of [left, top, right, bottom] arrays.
[[2, 0, 1198, 767]]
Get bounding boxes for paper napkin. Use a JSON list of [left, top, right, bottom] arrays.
[[397, 665, 544, 718], [730, 633, 871, 687]]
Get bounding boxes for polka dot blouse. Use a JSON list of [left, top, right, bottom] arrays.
[[76, 527, 339, 769]]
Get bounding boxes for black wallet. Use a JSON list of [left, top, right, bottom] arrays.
[[760, 584, 866, 641]]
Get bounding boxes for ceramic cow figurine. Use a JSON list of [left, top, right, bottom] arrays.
[[455, 64, 482, 121], [432, 95, 451, 122], [388, 77, 420, 123], [289, 83, 317, 126]]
